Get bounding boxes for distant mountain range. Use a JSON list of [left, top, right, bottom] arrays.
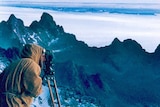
[[1, 12, 160, 106]]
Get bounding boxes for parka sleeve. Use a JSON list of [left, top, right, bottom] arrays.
[[23, 62, 42, 97]]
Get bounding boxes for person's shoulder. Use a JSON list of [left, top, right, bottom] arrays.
[[21, 58, 33, 62], [21, 58, 40, 67]]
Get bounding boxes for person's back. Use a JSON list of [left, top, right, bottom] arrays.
[[0, 44, 45, 107]]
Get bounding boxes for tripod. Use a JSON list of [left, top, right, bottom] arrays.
[[44, 72, 61, 107], [43, 49, 61, 107]]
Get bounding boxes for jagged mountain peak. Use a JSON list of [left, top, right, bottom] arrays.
[[109, 38, 145, 53], [39, 12, 56, 27], [123, 39, 142, 47], [111, 37, 121, 45], [109, 38, 122, 49], [41, 12, 53, 21], [8, 14, 16, 22], [122, 39, 144, 52], [30, 13, 57, 29], [29, 12, 64, 40], [7, 14, 24, 27]]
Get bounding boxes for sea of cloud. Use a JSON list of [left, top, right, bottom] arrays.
[[0, 6, 160, 53]]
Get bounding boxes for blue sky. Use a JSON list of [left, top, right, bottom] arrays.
[[1, 0, 160, 3]]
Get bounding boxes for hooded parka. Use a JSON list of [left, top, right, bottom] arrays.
[[0, 44, 44, 107]]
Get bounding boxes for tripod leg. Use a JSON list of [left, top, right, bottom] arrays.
[[53, 78, 61, 107], [47, 79, 56, 107]]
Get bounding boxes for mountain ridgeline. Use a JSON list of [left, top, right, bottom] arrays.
[[0, 12, 160, 106]]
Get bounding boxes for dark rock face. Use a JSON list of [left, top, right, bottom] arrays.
[[0, 12, 160, 106]]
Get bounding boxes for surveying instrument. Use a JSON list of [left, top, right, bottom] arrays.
[[43, 50, 61, 107]]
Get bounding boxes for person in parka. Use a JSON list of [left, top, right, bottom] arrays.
[[0, 43, 46, 107]]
